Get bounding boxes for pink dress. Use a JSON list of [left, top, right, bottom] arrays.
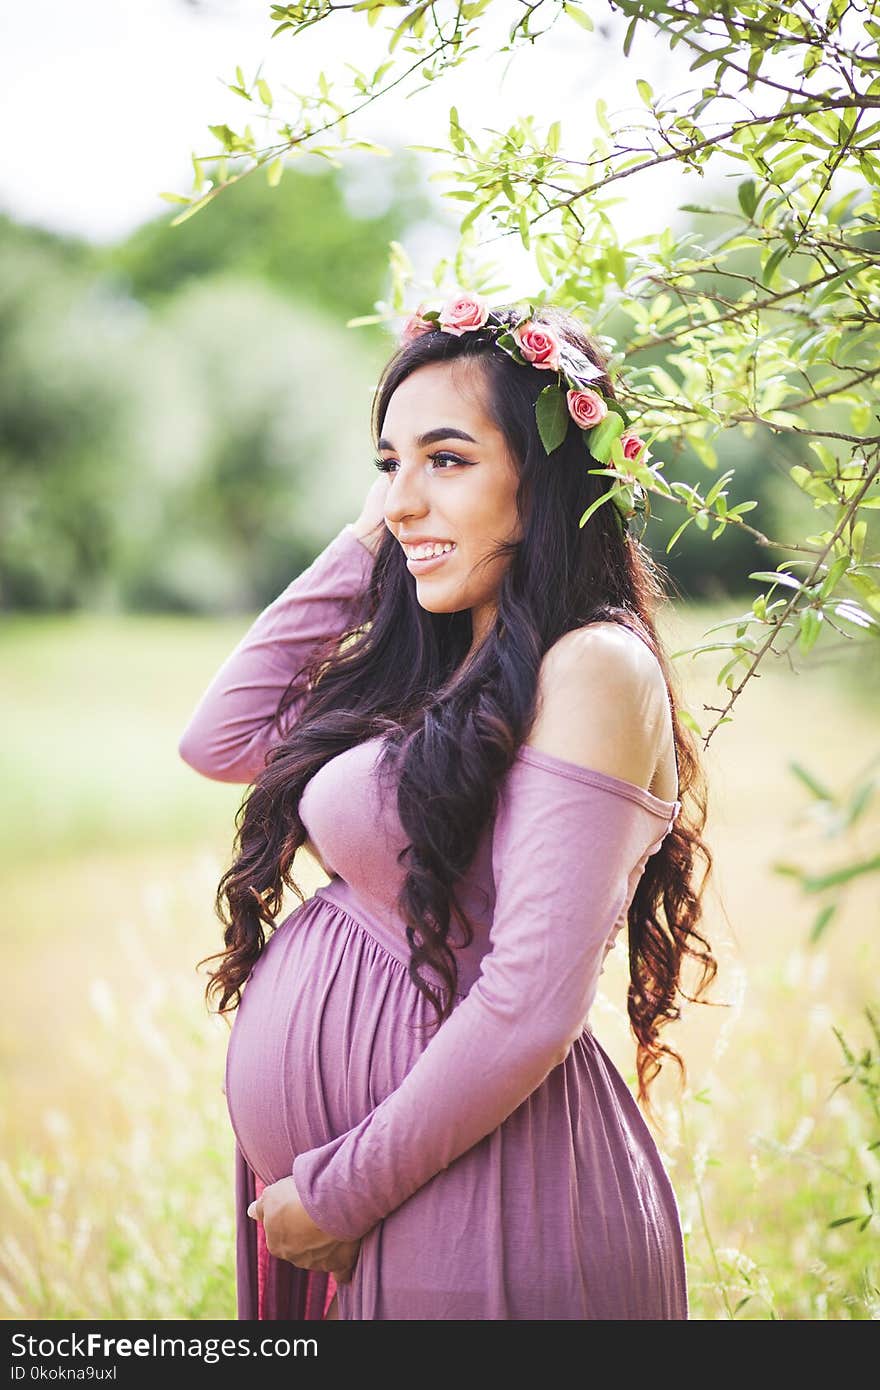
[[179, 524, 687, 1320]]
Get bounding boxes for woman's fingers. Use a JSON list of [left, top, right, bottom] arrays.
[[275, 1239, 359, 1278], [325, 1238, 359, 1282]]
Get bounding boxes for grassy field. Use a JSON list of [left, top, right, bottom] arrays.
[[1, 598, 878, 1320]]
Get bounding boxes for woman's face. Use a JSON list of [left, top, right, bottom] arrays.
[[379, 360, 522, 648]]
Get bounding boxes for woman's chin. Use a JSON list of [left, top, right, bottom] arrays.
[[413, 581, 464, 612]]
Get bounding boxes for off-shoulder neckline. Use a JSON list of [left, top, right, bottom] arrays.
[[351, 732, 681, 821], [514, 744, 681, 819]]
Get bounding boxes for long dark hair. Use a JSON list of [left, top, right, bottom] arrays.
[[200, 303, 716, 1108]]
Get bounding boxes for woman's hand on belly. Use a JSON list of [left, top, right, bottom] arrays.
[[247, 1175, 361, 1282]]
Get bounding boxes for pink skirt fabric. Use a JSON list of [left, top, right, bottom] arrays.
[[254, 1173, 339, 1312]]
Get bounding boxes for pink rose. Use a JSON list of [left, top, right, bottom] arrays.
[[513, 320, 561, 371], [620, 429, 648, 462], [567, 388, 607, 430], [399, 304, 434, 346], [438, 292, 490, 336]]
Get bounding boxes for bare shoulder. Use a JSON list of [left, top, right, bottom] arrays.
[[529, 622, 671, 790], [541, 621, 664, 691]]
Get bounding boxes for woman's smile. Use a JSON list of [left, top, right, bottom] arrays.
[[405, 542, 458, 573]]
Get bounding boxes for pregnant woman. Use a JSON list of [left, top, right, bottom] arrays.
[[178, 294, 716, 1320]]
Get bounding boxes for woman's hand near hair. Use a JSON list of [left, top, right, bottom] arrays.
[[350, 475, 390, 557]]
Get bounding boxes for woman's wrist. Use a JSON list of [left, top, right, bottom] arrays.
[[349, 519, 383, 556]]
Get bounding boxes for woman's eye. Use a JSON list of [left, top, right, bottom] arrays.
[[373, 453, 469, 473], [431, 452, 467, 469]]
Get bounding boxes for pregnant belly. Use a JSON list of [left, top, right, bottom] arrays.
[[225, 893, 432, 1187]]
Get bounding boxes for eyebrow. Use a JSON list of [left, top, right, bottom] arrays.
[[376, 426, 479, 451]]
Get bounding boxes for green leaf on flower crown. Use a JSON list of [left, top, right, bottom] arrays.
[[496, 331, 521, 354], [535, 384, 569, 454], [614, 484, 635, 518], [579, 489, 617, 528], [586, 412, 624, 464], [605, 398, 630, 424]]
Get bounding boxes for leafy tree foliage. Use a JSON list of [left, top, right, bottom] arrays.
[[175, 0, 879, 739]]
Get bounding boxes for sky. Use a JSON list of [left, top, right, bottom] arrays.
[[0, 0, 713, 288]]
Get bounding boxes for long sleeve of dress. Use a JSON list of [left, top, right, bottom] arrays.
[[291, 756, 679, 1243], [177, 524, 374, 784]]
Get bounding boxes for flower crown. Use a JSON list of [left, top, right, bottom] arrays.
[[399, 292, 649, 535]]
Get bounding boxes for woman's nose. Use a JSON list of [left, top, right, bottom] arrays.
[[383, 466, 428, 525]]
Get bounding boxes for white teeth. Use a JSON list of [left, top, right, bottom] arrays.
[[405, 541, 456, 559]]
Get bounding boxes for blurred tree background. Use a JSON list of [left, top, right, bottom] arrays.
[[1, 142, 820, 616], [0, 152, 434, 613]]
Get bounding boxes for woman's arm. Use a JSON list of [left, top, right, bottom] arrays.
[[290, 633, 678, 1242], [177, 523, 374, 784]]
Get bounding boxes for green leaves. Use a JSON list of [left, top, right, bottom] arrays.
[[208, 124, 236, 150], [798, 606, 823, 654], [586, 411, 624, 465], [737, 178, 758, 219], [578, 488, 618, 529], [535, 384, 569, 454], [449, 105, 464, 153], [562, 2, 593, 31]]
